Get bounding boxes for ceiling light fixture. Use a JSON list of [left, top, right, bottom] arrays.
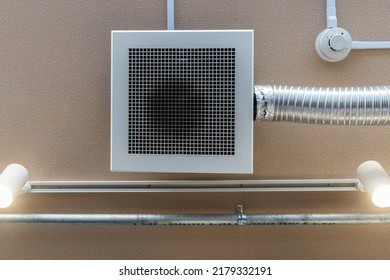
[[0, 161, 387, 209], [0, 164, 29, 208], [357, 160, 390, 208]]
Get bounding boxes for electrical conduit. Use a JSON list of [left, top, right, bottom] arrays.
[[1, 213, 390, 225]]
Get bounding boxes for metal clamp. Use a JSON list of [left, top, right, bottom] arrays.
[[235, 204, 248, 226]]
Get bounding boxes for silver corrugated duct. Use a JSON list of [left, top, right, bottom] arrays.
[[1, 213, 390, 225], [254, 85, 390, 125]]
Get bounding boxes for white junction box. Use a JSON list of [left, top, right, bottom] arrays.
[[111, 30, 253, 173]]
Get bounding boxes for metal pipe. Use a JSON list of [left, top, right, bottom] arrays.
[[0, 213, 390, 225], [352, 41, 390, 50], [26, 179, 359, 193], [167, 0, 174, 30], [255, 85, 390, 125], [326, 0, 337, 29]]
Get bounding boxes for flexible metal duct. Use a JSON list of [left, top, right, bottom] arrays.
[[1, 213, 390, 225], [254, 85, 390, 125]]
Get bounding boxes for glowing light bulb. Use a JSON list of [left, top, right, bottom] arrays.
[[0, 187, 14, 208], [371, 184, 390, 208], [357, 161, 390, 208]]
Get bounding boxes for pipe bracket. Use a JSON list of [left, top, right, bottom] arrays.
[[236, 204, 248, 226]]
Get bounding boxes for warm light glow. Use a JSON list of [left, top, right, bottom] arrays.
[[371, 184, 390, 208], [357, 160, 390, 208], [0, 187, 14, 208]]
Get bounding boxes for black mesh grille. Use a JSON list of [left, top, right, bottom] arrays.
[[128, 48, 235, 155]]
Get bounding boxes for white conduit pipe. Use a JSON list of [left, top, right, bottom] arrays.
[[255, 85, 390, 125], [326, 0, 337, 29], [167, 0, 174, 30], [0, 213, 390, 225]]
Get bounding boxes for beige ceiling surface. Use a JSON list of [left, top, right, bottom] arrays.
[[1, 0, 390, 259]]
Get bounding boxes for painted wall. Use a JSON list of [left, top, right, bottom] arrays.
[[1, 0, 390, 259]]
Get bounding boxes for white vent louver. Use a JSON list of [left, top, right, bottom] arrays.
[[111, 30, 253, 173]]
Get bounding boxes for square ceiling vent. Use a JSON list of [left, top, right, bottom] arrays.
[[111, 30, 253, 173]]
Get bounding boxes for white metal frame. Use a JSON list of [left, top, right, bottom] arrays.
[[111, 30, 253, 173]]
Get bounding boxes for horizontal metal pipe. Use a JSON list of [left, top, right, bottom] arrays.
[[352, 41, 390, 49], [0, 213, 389, 225], [27, 179, 359, 193]]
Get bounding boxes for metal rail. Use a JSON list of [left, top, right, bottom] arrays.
[[0, 213, 389, 225], [27, 179, 359, 193]]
